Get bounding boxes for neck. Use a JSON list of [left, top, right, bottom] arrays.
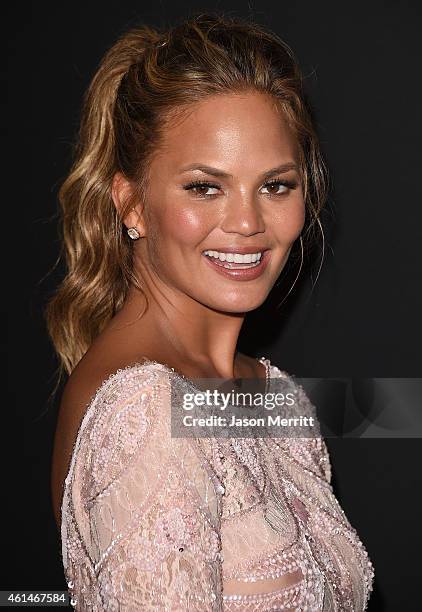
[[117, 283, 246, 379]]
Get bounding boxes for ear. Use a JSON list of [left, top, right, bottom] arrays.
[[111, 172, 147, 237]]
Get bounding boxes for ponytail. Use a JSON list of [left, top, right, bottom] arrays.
[[45, 26, 161, 380]]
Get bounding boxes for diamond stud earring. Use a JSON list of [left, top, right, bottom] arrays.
[[127, 227, 141, 240]]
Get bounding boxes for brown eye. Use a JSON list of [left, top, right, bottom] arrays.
[[183, 181, 220, 198], [195, 185, 219, 196], [260, 179, 297, 196]]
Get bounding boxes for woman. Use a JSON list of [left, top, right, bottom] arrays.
[[48, 12, 374, 611]]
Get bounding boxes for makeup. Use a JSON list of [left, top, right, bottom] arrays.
[[202, 249, 271, 281]]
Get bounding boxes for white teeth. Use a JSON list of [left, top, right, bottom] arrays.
[[204, 250, 263, 263]]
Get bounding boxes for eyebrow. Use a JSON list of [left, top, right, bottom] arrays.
[[178, 162, 299, 180]]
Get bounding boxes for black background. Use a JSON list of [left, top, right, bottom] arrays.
[[9, 1, 421, 610]]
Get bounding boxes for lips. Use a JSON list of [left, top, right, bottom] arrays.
[[202, 249, 271, 281]]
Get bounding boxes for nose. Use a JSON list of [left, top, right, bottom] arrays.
[[220, 192, 266, 236]]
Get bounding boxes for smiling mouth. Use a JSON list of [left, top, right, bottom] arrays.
[[202, 249, 266, 269]]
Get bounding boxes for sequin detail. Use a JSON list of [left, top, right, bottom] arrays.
[[61, 357, 374, 610]]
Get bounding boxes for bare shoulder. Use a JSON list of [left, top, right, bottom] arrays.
[[50, 346, 166, 529]]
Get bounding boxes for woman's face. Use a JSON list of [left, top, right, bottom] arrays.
[[134, 91, 305, 313]]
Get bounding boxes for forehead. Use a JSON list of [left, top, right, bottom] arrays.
[[152, 91, 300, 172]]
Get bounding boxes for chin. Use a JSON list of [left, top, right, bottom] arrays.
[[205, 292, 270, 314]]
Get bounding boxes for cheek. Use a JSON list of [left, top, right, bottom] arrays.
[[157, 205, 212, 248], [271, 195, 306, 243]]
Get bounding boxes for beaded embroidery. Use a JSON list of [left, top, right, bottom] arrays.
[[61, 357, 374, 610]]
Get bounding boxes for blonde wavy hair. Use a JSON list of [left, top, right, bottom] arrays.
[[45, 11, 329, 384]]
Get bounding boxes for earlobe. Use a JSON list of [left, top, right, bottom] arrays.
[[111, 172, 146, 237]]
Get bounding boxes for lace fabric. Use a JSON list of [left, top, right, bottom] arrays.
[[60, 358, 374, 610]]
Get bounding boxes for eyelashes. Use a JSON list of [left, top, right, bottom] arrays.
[[182, 178, 299, 199]]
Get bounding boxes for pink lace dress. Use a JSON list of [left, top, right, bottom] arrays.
[[60, 358, 374, 610]]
